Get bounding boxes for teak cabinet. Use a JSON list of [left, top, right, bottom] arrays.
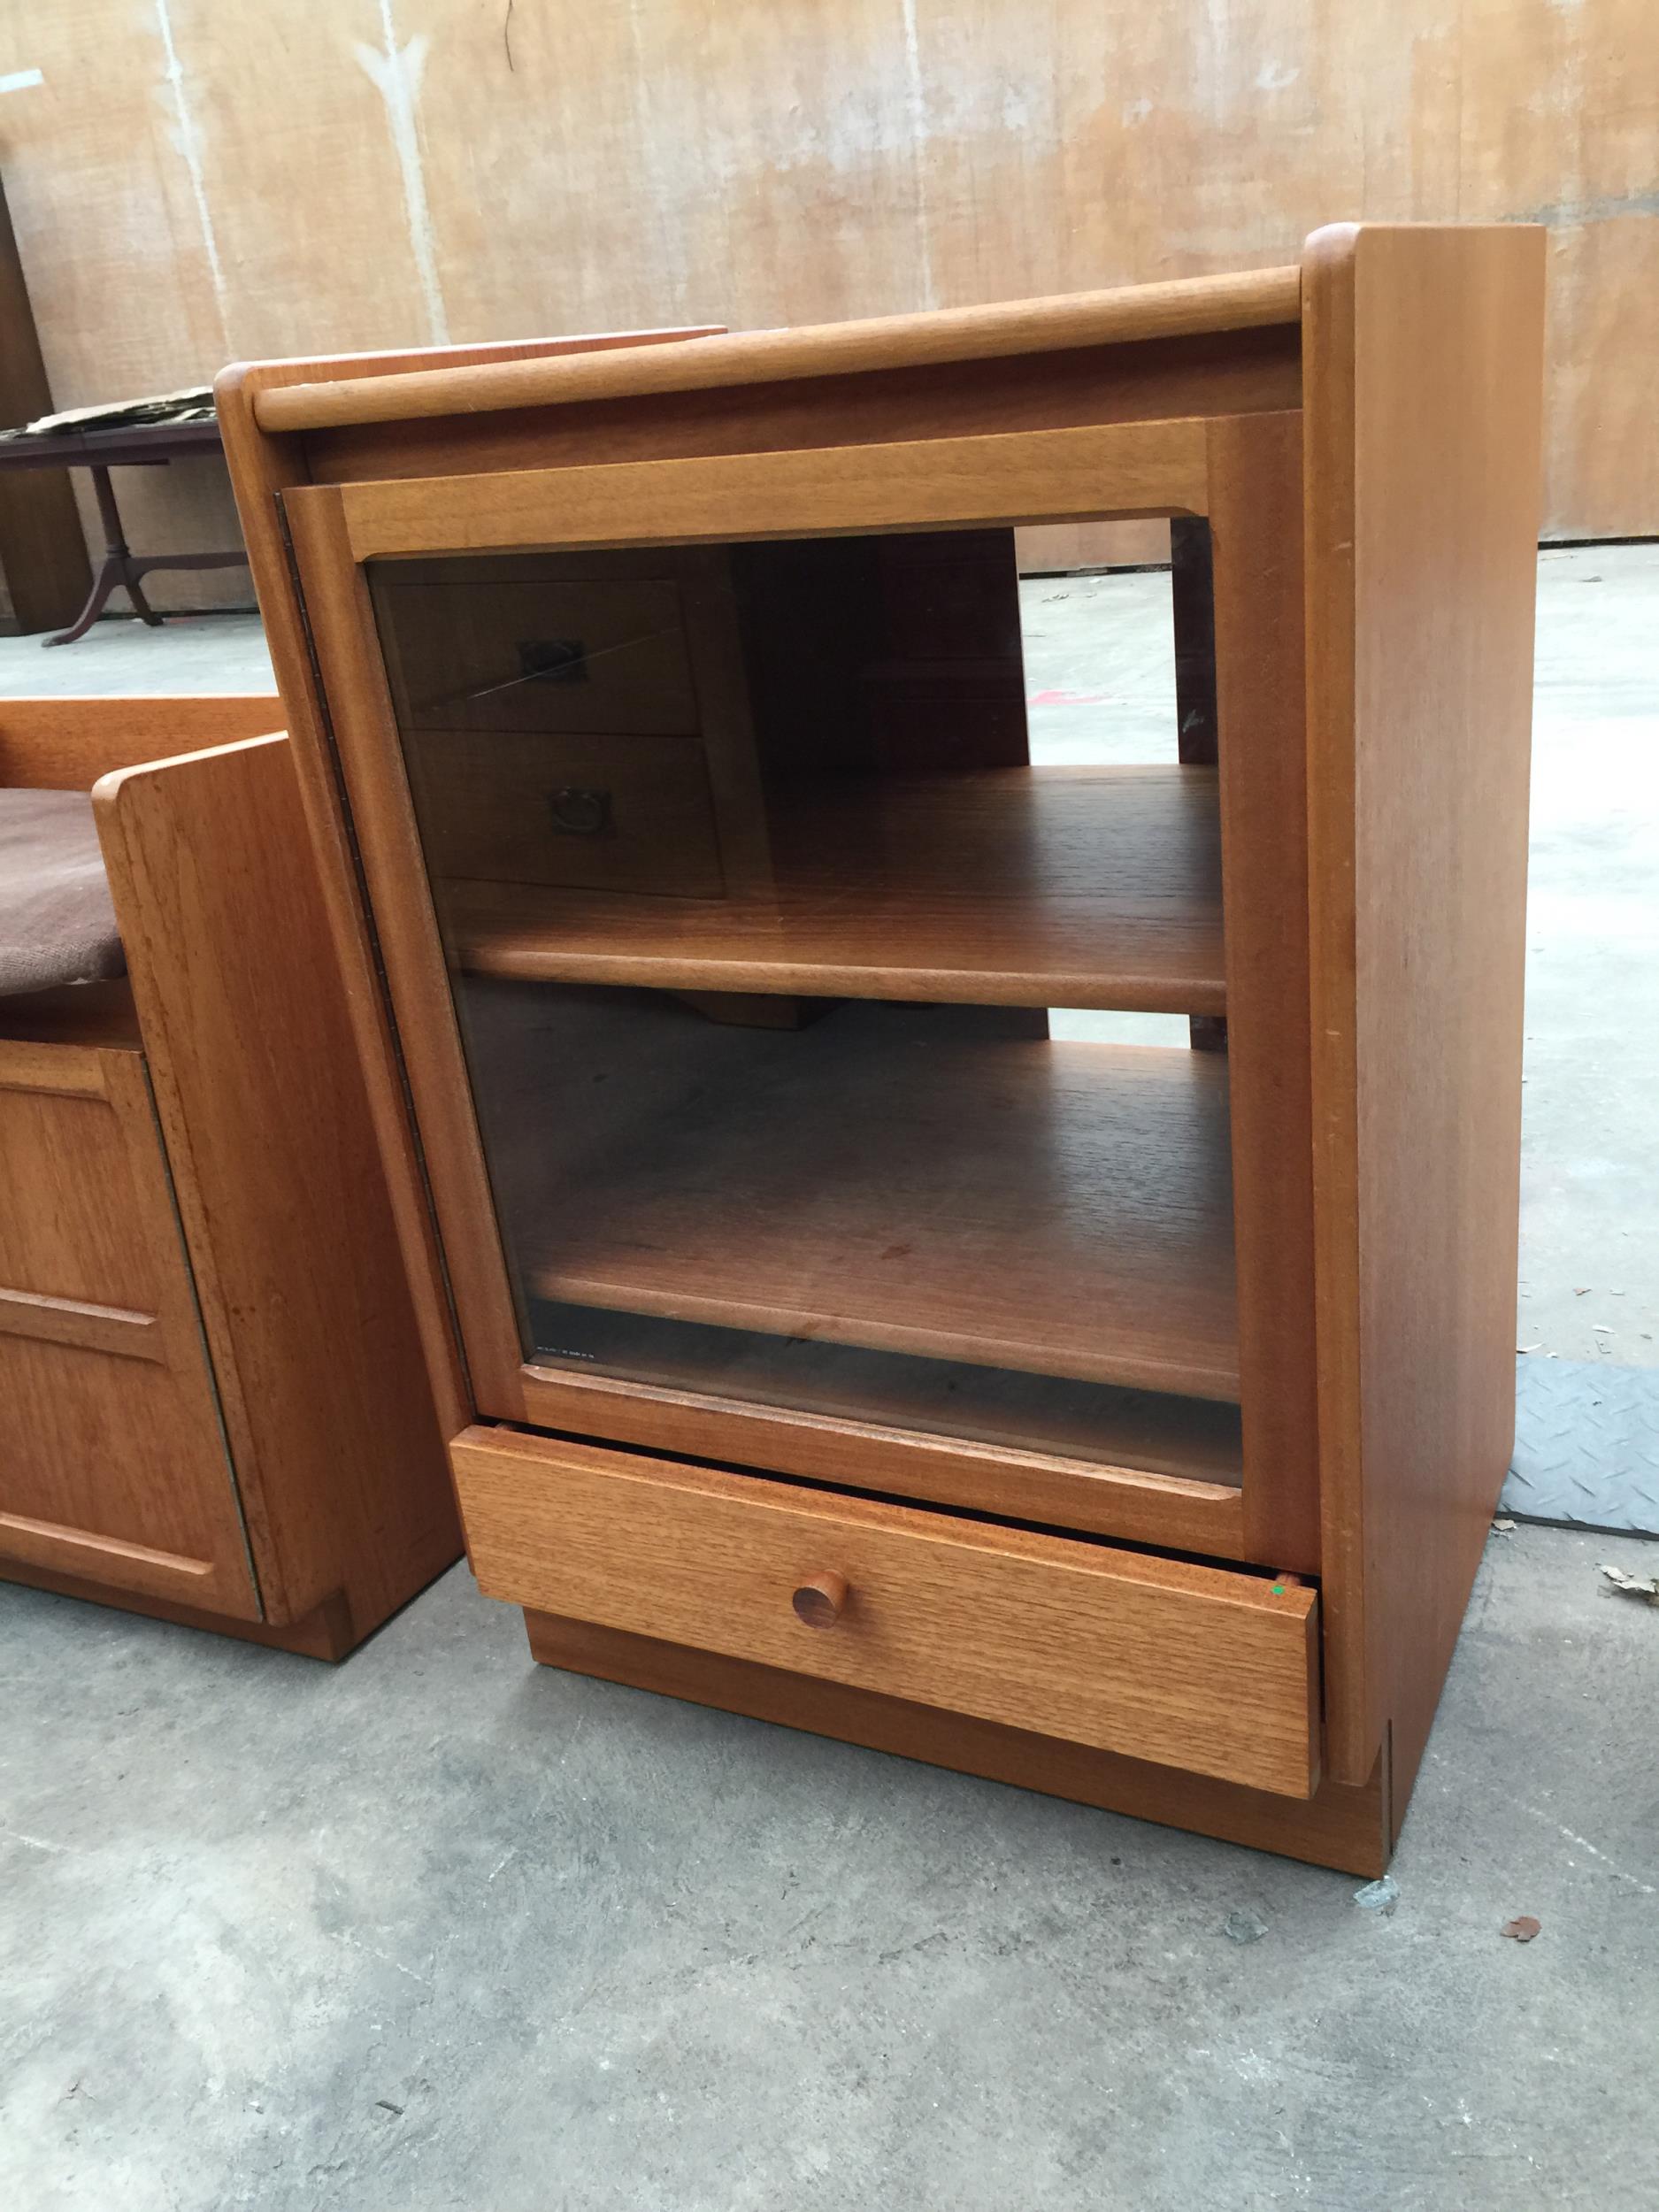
[[0, 698, 459, 1656], [219, 227, 1545, 1870]]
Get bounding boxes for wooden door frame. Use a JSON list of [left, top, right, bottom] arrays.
[[281, 411, 1317, 1571]]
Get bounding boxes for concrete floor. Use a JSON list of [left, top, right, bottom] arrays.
[[0, 608, 273, 697], [3, 557, 1657, 2207], [4, 1528, 1656, 2211]]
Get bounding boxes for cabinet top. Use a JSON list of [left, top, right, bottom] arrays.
[[247, 263, 1303, 439]]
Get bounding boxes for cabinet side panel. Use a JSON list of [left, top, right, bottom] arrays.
[[1305, 225, 1545, 1792], [95, 735, 462, 1632]]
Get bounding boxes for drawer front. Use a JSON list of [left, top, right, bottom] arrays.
[[407, 728, 725, 897], [379, 577, 700, 736], [452, 1426, 1321, 1797]]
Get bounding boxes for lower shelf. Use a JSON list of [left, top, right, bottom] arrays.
[[527, 1301, 1244, 1484], [462, 979, 1240, 1402]]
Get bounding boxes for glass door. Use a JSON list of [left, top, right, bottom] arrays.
[[285, 417, 1317, 1571]]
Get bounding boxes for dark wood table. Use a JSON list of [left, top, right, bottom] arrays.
[[0, 417, 249, 645]]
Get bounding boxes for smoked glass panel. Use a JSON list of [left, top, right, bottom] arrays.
[[368, 526, 1239, 1481]]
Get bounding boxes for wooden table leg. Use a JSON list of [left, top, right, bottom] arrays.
[[42, 464, 250, 647], [43, 465, 156, 645]]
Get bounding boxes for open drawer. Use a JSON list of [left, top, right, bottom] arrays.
[[451, 1425, 1322, 1798]]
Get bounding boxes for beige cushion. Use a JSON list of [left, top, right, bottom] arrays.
[[0, 788, 125, 996]]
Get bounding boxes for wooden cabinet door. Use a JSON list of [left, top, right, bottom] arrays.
[[0, 1040, 260, 1617], [280, 418, 1319, 1577]]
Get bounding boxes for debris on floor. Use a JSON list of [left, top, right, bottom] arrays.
[[1353, 1876, 1400, 1916], [1223, 1909, 1268, 1944], [1501, 1916, 1543, 1942], [1601, 1562, 1659, 1606]]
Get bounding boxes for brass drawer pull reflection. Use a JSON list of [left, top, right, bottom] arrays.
[[548, 786, 613, 837]]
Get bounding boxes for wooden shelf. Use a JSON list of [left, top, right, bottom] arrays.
[[465, 986, 1240, 1402], [446, 764, 1225, 1014]]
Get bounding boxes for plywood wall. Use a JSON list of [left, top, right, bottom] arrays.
[[0, 0, 1652, 608]]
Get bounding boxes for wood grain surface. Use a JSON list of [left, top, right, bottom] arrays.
[[0, 1041, 258, 1615], [0, 175, 92, 633], [94, 733, 462, 1630], [6, 5, 1637, 557], [332, 419, 1210, 564], [456, 1425, 1319, 1796], [1302, 224, 1544, 1798], [0, 695, 282, 791], [449, 765, 1225, 1014], [299, 332, 1302, 490], [262, 272, 1300, 433]]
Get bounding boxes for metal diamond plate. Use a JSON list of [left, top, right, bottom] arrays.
[[1502, 1356, 1659, 1536]]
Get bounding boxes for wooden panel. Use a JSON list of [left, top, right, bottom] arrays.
[[0, 1036, 108, 1098], [0, 174, 90, 632], [330, 419, 1211, 562], [1206, 413, 1322, 1569], [0, 695, 282, 791], [0, 1500, 220, 1591], [455, 1426, 1320, 1796], [93, 733, 462, 1631], [3, 7, 1644, 537], [300, 331, 1302, 488], [283, 470, 1254, 1559], [0, 1060, 162, 1310], [466, 987, 1240, 1401], [1302, 225, 1545, 1795], [259, 269, 1301, 432], [0, 1046, 258, 1615], [449, 765, 1226, 1014], [527, 1610, 1390, 1877]]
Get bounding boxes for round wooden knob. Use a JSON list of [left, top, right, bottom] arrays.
[[792, 1571, 849, 1628]]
